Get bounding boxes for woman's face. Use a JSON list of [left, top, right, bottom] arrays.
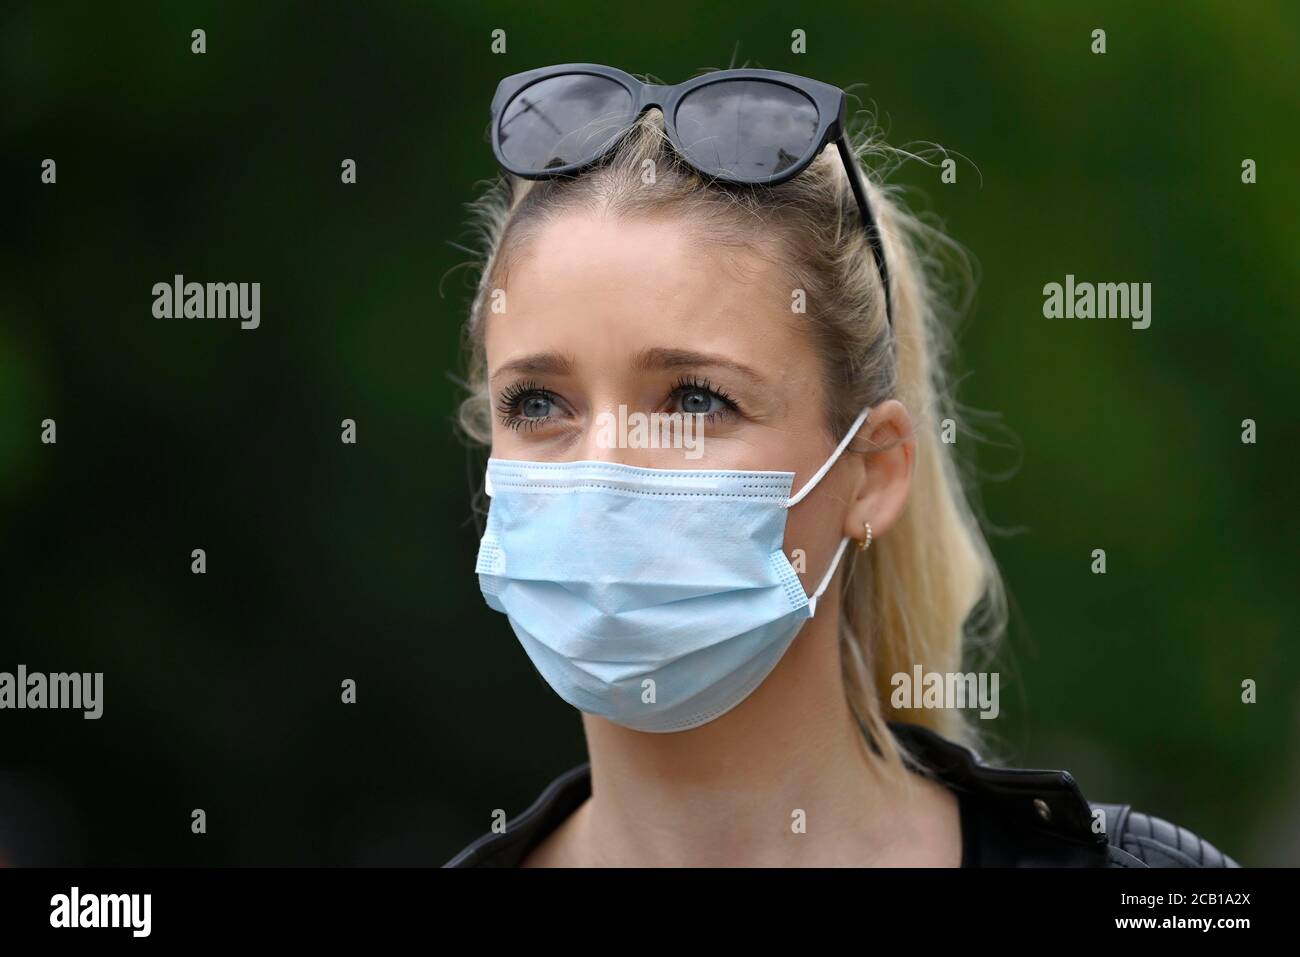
[[484, 211, 905, 594]]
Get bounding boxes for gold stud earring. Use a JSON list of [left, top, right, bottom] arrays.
[[857, 521, 873, 552]]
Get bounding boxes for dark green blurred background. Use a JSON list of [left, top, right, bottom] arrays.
[[1, 1, 1296, 866]]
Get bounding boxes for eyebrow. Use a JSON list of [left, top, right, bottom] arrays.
[[489, 347, 766, 384], [489, 351, 576, 382], [630, 347, 766, 384]]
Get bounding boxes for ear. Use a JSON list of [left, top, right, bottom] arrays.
[[841, 399, 915, 543]]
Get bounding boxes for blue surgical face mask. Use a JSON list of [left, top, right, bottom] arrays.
[[474, 406, 872, 734]]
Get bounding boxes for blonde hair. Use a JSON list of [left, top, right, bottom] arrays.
[[455, 105, 1006, 782]]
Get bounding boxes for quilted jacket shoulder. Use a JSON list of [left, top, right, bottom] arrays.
[[1088, 802, 1239, 867]]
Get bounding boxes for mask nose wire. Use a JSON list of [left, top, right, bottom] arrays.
[[483, 407, 873, 500]]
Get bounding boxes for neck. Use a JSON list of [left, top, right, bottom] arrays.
[[568, 608, 953, 866]]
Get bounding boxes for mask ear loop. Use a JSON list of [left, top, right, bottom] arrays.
[[784, 406, 873, 508], [807, 535, 852, 617], [783, 405, 874, 617]]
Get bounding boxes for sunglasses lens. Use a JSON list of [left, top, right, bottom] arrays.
[[675, 80, 821, 182], [497, 74, 635, 173]]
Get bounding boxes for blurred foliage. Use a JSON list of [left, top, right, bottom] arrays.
[[1, 0, 1296, 865]]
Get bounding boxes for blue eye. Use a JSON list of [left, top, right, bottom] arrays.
[[678, 388, 720, 414], [521, 394, 552, 418], [497, 380, 558, 431], [669, 376, 740, 419]]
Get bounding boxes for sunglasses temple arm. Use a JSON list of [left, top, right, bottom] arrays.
[[835, 134, 893, 326]]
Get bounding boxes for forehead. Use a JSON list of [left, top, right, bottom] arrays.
[[484, 212, 817, 380]]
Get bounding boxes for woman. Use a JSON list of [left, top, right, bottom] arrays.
[[444, 64, 1238, 868]]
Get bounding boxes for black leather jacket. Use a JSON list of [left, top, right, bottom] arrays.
[[444, 721, 1240, 867]]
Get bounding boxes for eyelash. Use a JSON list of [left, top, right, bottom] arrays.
[[496, 379, 553, 432], [494, 376, 742, 432], [668, 375, 741, 422]]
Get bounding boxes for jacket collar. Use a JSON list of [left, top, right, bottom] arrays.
[[886, 720, 1113, 866]]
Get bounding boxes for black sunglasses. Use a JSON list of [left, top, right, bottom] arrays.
[[488, 63, 893, 326]]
